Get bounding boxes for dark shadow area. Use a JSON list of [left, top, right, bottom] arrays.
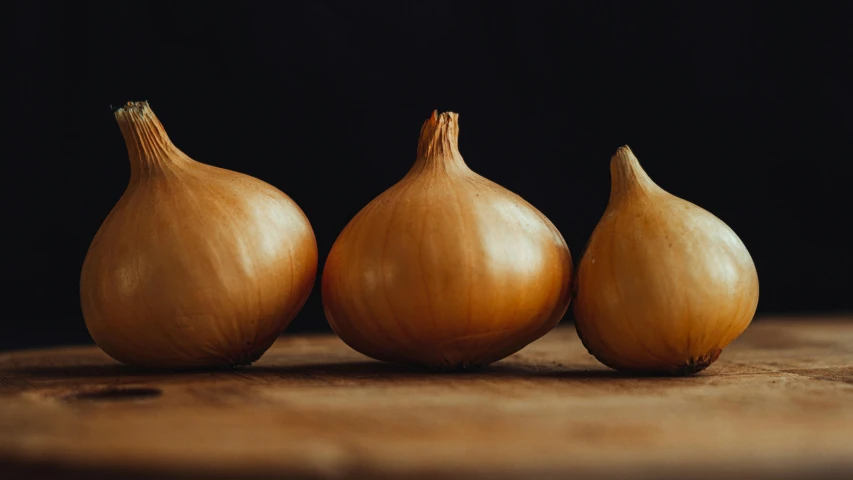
[[64, 386, 163, 402], [2, 364, 188, 379], [3, 359, 639, 386], [249, 361, 662, 382]]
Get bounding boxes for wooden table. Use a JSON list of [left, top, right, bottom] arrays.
[[1, 317, 851, 479]]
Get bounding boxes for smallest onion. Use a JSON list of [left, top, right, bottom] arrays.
[[573, 145, 759, 375]]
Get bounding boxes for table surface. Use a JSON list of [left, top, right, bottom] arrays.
[[1, 317, 852, 480]]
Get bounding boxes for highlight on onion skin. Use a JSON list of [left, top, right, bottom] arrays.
[[572, 145, 759, 376], [321, 111, 573, 370], [80, 101, 318, 369]]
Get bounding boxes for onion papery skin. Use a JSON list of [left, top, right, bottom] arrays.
[[573, 146, 759, 375], [321, 111, 573, 370], [80, 101, 318, 369]]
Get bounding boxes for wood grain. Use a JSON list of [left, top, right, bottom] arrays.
[[1, 317, 852, 480]]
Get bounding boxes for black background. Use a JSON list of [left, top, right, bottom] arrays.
[[7, 1, 852, 351]]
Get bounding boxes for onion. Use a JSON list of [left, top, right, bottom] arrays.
[[573, 146, 759, 375], [321, 111, 573, 369], [80, 101, 318, 368]]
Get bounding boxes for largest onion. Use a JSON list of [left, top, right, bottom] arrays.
[[80, 101, 318, 368]]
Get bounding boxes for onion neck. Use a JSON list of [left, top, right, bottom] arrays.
[[407, 111, 469, 176], [114, 101, 187, 178], [609, 145, 659, 203]]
